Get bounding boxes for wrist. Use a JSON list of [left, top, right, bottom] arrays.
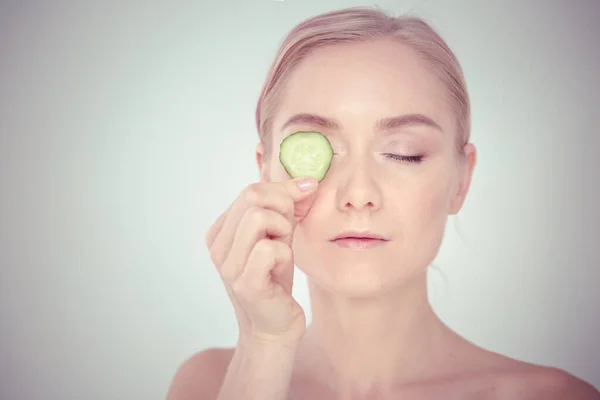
[[239, 330, 303, 352], [222, 335, 298, 399], [238, 334, 301, 357]]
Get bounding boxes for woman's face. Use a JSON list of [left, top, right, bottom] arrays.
[[262, 38, 475, 297]]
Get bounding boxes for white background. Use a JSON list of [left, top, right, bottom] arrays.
[[1, 1, 599, 399]]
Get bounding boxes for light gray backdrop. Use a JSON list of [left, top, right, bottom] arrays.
[[1, 1, 598, 399]]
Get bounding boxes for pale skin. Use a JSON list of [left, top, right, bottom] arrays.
[[166, 38, 600, 399]]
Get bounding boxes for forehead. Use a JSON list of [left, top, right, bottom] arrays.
[[272, 38, 454, 137]]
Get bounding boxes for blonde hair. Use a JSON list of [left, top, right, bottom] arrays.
[[255, 6, 470, 158]]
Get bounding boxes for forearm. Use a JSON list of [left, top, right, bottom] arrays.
[[217, 339, 298, 400]]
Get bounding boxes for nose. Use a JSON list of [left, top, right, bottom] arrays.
[[335, 157, 382, 213]]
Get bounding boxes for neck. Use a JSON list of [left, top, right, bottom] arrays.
[[297, 271, 451, 396]]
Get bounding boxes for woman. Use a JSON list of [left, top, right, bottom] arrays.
[[167, 6, 599, 400]]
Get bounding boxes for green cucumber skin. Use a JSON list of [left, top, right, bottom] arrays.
[[279, 131, 333, 182]]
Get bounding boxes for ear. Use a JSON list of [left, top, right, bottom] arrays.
[[255, 142, 270, 183], [448, 142, 477, 215]]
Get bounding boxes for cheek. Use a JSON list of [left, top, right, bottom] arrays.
[[383, 178, 453, 270], [406, 171, 454, 226], [408, 177, 452, 220], [385, 165, 456, 254]]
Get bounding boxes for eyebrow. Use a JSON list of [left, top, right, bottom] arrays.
[[280, 112, 442, 133]]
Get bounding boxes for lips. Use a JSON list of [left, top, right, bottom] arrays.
[[330, 231, 389, 249], [330, 231, 389, 241]]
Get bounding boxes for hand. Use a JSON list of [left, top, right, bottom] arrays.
[[206, 177, 318, 346]]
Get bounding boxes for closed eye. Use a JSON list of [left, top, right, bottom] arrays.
[[383, 153, 424, 163]]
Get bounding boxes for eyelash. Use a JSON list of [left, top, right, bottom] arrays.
[[331, 153, 424, 164], [383, 153, 424, 164]]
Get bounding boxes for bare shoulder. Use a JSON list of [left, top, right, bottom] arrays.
[[165, 347, 235, 400], [441, 337, 599, 400], [496, 363, 600, 400]]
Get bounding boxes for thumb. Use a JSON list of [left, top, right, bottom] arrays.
[[294, 190, 318, 222], [281, 177, 319, 221]]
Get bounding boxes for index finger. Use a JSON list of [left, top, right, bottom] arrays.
[[205, 203, 232, 248]]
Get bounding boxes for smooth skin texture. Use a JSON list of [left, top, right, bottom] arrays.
[[166, 38, 600, 399]]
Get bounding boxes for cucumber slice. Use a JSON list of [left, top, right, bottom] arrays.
[[279, 131, 333, 182]]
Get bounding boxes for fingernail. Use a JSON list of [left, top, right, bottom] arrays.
[[296, 178, 316, 191]]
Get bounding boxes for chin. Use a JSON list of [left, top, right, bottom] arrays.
[[294, 247, 426, 298]]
